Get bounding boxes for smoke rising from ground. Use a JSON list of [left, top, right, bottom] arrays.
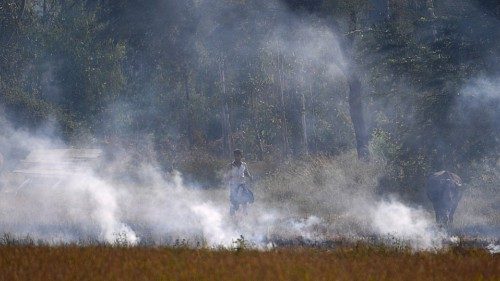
[[370, 199, 446, 249], [0, 117, 452, 250], [1, 112, 498, 251], [1, 0, 498, 251]]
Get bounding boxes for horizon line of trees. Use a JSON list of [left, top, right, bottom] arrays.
[[0, 0, 498, 188]]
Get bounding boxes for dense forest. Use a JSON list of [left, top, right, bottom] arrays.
[[1, 0, 499, 190]]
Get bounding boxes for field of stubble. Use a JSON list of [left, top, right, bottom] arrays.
[[0, 245, 498, 281]]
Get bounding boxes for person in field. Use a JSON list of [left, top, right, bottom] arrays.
[[226, 149, 254, 216]]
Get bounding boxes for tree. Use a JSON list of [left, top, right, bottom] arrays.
[[320, 0, 371, 160]]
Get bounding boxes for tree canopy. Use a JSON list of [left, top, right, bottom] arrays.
[[1, 0, 498, 188]]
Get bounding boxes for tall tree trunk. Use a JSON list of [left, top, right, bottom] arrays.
[[300, 68, 309, 156], [222, 102, 232, 157], [184, 69, 193, 147], [347, 12, 370, 161], [251, 89, 265, 160], [311, 82, 319, 154], [43, 0, 47, 19], [277, 49, 290, 158], [301, 89, 309, 156], [426, 0, 436, 18], [347, 74, 369, 160], [220, 62, 232, 157], [427, 0, 438, 40], [386, 0, 392, 20]]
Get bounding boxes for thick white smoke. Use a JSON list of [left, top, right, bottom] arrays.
[[1, 97, 470, 251], [0, 127, 448, 250], [0, 120, 325, 247], [369, 199, 446, 250], [0, 120, 448, 249]]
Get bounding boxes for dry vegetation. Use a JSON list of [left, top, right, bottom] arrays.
[[255, 151, 385, 213], [0, 245, 498, 281], [250, 151, 500, 235]]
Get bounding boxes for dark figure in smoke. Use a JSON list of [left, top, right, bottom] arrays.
[[225, 149, 253, 216], [427, 171, 463, 226]]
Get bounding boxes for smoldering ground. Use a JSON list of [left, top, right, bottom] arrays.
[[0, 116, 478, 251], [1, 112, 499, 250], [0, 125, 437, 249]]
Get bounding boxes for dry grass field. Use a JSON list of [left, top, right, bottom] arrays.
[[0, 245, 498, 281]]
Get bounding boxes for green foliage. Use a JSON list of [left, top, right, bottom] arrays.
[[1, 0, 125, 136], [357, 1, 499, 188], [232, 235, 248, 252], [0, 0, 498, 189], [370, 129, 400, 160]]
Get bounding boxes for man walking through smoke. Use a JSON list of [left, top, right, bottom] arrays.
[[226, 149, 254, 216]]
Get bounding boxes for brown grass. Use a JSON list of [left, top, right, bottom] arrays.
[[0, 245, 498, 281]]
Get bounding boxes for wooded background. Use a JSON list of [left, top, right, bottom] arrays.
[[1, 0, 499, 189]]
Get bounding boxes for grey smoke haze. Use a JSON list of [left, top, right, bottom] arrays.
[[457, 76, 500, 129], [449, 75, 500, 233], [0, 121, 450, 250], [88, 0, 355, 155], [0, 0, 499, 251], [0, 117, 448, 250]]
